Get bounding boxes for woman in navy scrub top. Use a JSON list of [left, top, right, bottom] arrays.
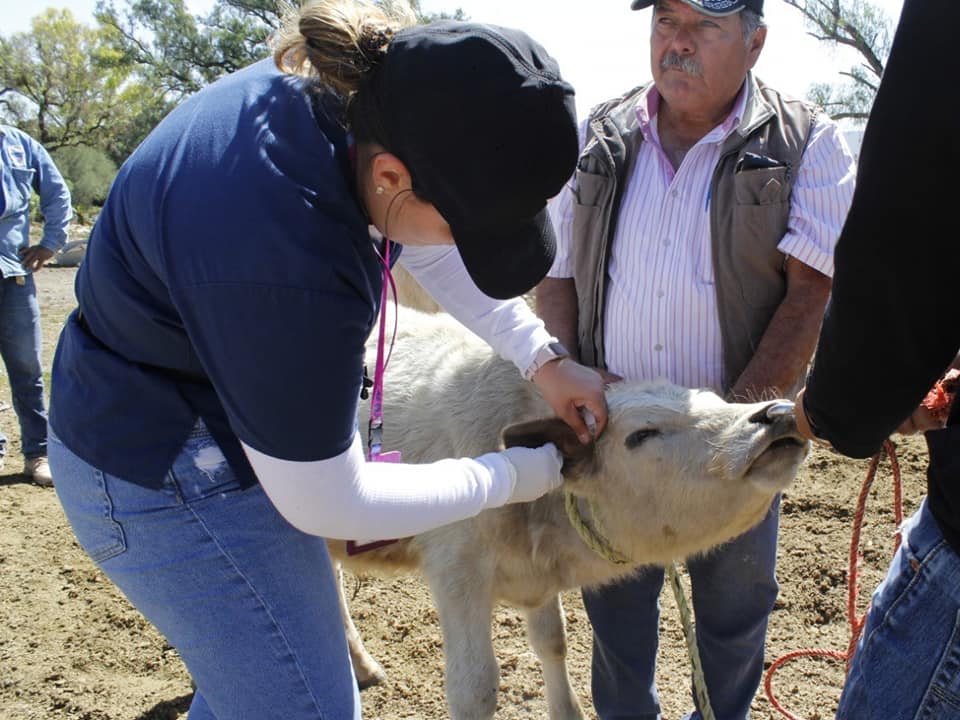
[[46, 1, 606, 717]]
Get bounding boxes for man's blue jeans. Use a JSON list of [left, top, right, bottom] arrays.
[[49, 423, 362, 719], [0, 273, 47, 459], [583, 496, 780, 720], [837, 497, 960, 719]]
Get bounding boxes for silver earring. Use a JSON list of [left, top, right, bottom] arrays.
[[376, 186, 385, 195]]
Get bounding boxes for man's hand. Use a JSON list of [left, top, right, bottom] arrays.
[[19, 246, 55, 272], [794, 388, 831, 448], [800, 390, 943, 440], [895, 405, 943, 435], [898, 369, 960, 434], [532, 358, 608, 445]]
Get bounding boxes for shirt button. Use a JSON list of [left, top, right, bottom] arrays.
[[671, 189, 679, 198], [654, 343, 663, 352], [663, 238, 671, 247], [656, 290, 665, 299]]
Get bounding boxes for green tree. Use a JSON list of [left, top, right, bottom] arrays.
[[0, 8, 173, 164], [95, 0, 272, 100], [782, 0, 894, 122], [409, 0, 468, 21], [214, 0, 283, 28], [205, 1, 281, 67], [0, 9, 137, 149], [94, 0, 465, 104]]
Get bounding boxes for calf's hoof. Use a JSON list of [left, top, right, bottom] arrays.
[[356, 662, 388, 690]]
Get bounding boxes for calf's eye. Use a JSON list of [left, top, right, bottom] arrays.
[[626, 428, 660, 449]]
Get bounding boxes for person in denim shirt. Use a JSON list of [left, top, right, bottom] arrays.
[[0, 125, 72, 485]]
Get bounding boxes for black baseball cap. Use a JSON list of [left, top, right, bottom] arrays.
[[631, 0, 764, 15], [369, 22, 579, 300]]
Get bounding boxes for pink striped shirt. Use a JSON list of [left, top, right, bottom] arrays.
[[548, 79, 856, 391]]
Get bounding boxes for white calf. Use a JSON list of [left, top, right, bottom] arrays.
[[329, 308, 808, 719]]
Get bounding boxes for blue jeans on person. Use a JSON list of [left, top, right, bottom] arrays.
[[0, 273, 47, 460], [837, 497, 960, 720], [583, 496, 781, 720], [49, 422, 362, 719]]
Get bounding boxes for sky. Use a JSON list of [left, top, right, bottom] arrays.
[[6, 0, 906, 120]]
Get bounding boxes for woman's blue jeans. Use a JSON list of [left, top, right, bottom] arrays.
[[0, 273, 47, 459], [837, 497, 960, 720], [49, 423, 362, 719]]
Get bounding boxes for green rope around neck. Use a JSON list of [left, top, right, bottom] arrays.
[[563, 491, 630, 565]]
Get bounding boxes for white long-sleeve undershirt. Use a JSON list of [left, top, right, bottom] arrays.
[[396, 244, 554, 374], [246, 434, 561, 540]]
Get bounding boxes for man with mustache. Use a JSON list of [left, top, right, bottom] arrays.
[[537, 0, 856, 717]]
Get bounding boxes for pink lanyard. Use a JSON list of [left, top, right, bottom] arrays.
[[344, 135, 399, 461], [346, 239, 401, 557], [367, 238, 400, 463]]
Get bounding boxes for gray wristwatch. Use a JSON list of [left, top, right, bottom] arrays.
[[524, 341, 570, 380]]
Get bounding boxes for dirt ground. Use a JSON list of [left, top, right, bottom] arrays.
[[0, 262, 931, 720]]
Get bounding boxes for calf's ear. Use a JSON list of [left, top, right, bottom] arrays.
[[501, 418, 596, 478]]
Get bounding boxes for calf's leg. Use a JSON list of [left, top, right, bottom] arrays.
[[336, 564, 388, 689], [525, 595, 585, 719], [425, 557, 499, 720]]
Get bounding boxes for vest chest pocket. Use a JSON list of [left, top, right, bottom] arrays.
[[733, 165, 791, 205], [572, 170, 612, 262], [729, 165, 792, 310], [574, 169, 611, 208]]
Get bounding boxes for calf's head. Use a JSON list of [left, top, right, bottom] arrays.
[[503, 380, 809, 565]]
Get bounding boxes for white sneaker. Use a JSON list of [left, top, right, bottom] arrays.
[[24, 456, 53, 487]]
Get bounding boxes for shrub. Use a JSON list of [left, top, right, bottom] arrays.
[[49, 145, 116, 223]]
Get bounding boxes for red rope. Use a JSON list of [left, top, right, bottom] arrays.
[[764, 439, 902, 720]]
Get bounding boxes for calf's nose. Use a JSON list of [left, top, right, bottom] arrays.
[[748, 400, 794, 425]]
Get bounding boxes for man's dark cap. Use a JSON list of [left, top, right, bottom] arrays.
[[370, 21, 579, 299], [631, 0, 764, 16]]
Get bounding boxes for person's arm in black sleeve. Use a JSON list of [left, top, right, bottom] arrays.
[[802, 0, 960, 458]]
